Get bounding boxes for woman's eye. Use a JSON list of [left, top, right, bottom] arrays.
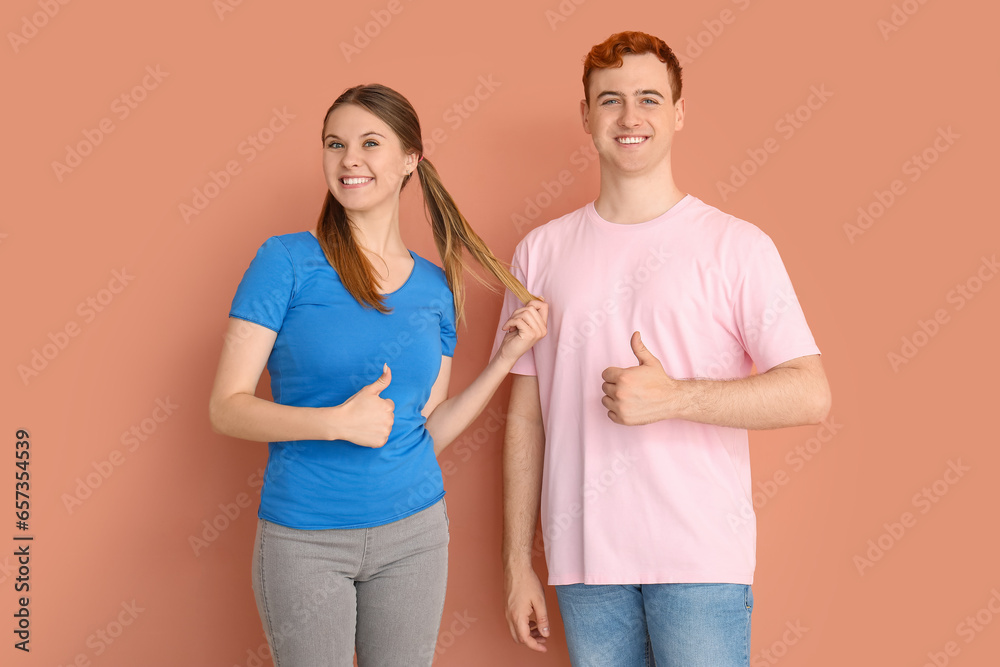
[[363, 140, 379, 147], [326, 141, 342, 149]]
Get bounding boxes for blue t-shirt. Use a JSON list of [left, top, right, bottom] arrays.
[[229, 232, 456, 529]]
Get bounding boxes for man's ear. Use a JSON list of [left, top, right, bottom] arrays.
[[581, 98, 592, 134], [674, 98, 686, 132]]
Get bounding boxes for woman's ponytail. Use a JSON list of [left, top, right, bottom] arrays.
[[417, 157, 537, 323]]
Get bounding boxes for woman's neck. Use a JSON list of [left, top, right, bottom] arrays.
[[346, 201, 408, 258]]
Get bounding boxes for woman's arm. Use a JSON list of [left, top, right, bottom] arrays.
[[424, 300, 548, 455], [422, 356, 453, 422], [209, 318, 395, 447]]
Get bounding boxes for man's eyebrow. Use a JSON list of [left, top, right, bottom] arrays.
[[595, 89, 666, 101]]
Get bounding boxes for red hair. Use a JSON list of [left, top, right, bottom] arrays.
[[583, 31, 683, 104]]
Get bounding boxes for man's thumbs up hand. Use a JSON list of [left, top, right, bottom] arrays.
[[601, 332, 677, 425]]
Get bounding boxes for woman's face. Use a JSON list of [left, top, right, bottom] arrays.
[[322, 104, 417, 215]]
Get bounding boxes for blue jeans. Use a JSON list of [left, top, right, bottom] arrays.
[[555, 583, 753, 667]]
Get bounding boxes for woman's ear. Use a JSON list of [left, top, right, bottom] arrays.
[[404, 151, 419, 175]]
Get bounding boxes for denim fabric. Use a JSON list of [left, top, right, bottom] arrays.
[[555, 582, 753, 667]]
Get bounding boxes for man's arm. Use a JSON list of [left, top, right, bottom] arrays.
[[602, 331, 831, 430], [502, 374, 550, 652]]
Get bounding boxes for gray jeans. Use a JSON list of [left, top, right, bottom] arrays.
[[251, 499, 450, 666]]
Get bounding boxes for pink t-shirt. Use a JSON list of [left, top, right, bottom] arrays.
[[492, 195, 821, 585]]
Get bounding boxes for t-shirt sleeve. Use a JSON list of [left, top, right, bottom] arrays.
[[490, 242, 537, 376], [229, 236, 295, 332], [733, 233, 821, 373], [440, 286, 457, 358]]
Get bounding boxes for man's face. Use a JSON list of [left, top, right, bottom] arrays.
[[581, 53, 684, 176]]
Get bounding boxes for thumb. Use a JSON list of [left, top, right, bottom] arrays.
[[630, 331, 660, 367], [535, 604, 550, 637], [368, 364, 391, 394]]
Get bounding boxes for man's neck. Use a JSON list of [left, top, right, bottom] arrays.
[[594, 162, 686, 225]]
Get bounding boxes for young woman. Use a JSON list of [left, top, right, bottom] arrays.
[[209, 84, 547, 666]]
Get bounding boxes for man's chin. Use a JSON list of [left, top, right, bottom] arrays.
[[603, 156, 656, 176]]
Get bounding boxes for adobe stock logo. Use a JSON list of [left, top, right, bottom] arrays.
[[422, 75, 502, 157], [751, 620, 808, 666], [692, 287, 802, 379], [7, 0, 73, 54], [236, 641, 272, 667], [510, 141, 599, 234], [843, 126, 959, 244], [50, 66, 169, 182], [339, 0, 416, 63], [61, 398, 179, 514], [887, 254, 997, 373], [17, 268, 135, 386], [853, 459, 970, 576], [877, 0, 933, 40], [544, 0, 589, 30], [556, 244, 672, 356], [727, 417, 843, 532], [213, 0, 247, 21], [716, 84, 833, 201], [544, 449, 639, 543], [433, 610, 477, 659], [676, 0, 755, 67], [56, 600, 145, 666], [922, 588, 1000, 667], [179, 107, 295, 223]]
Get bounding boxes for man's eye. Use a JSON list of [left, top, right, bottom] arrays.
[[601, 99, 620, 105]]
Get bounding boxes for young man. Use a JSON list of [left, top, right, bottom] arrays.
[[493, 31, 831, 666]]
